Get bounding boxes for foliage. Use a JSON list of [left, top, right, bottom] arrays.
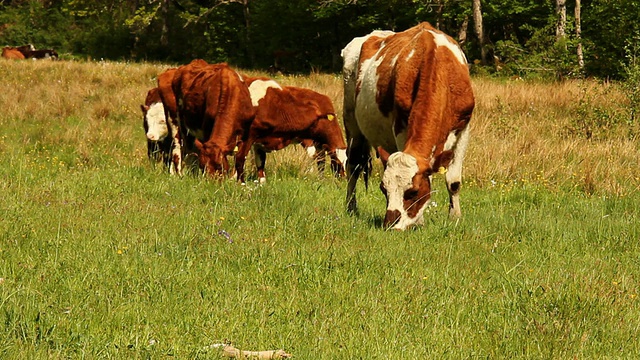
[[1, 0, 639, 78]]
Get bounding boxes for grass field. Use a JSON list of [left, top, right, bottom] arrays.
[[1, 59, 639, 359]]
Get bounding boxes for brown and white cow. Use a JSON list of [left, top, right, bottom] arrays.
[[234, 77, 347, 184], [240, 76, 347, 183], [157, 59, 255, 177], [342, 22, 475, 230], [140, 86, 172, 166]]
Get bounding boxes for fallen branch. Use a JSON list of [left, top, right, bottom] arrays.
[[211, 343, 292, 359]]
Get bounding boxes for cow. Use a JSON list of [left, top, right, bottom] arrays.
[[140, 86, 172, 166], [2, 47, 25, 59], [240, 76, 347, 183], [24, 49, 58, 60], [342, 22, 475, 230], [157, 59, 255, 177], [1, 45, 33, 60], [233, 76, 347, 184]]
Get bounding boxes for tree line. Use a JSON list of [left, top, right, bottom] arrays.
[[1, 0, 639, 79]]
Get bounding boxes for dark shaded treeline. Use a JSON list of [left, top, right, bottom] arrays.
[[1, 0, 638, 79]]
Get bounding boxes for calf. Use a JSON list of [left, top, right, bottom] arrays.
[[342, 22, 475, 230], [234, 83, 347, 184]]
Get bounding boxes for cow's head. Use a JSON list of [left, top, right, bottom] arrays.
[[194, 140, 227, 177], [46, 49, 59, 60], [140, 102, 168, 142], [378, 147, 431, 230]]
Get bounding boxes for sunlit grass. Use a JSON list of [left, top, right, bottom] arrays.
[[0, 59, 639, 358]]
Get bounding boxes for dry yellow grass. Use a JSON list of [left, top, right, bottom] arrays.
[[2, 59, 638, 195]]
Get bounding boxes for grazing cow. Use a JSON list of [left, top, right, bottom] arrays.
[[342, 22, 475, 230], [140, 86, 172, 166], [157, 59, 254, 176], [241, 76, 347, 183]]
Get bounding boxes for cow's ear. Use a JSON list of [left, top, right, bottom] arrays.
[[140, 104, 149, 114], [377, 146, 390, 167]]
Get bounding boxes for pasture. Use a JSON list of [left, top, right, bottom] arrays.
[[1, 59, 639, 358]]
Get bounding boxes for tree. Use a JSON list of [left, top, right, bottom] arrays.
[[555, 0, 566, 40], [472, 0, 488, 65], [575, 0, 583, 69]]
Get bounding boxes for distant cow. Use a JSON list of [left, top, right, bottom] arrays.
[[241, 76, 347, 183], [140, 87, 172, 166], [24, 49, 58, 60], [157, 59, 254, 176], [2, 47, 25, 59], [342, 22, 475, 230], [1, 44, 33, 60]]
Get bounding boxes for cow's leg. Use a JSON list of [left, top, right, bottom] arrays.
[[346, 136, 371, 213], [445, 125, 470, 219], [166, 114, 183, 176], [253, 145, 268, 184], [234, 139, 253, 184]]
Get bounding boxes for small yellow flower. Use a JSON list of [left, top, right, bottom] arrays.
[[612, 281, 619, 286], [117, 249, 123, 255], [240, 216, 246, 220], [422, 276, 428, 280], [219, 217, 225, 221]]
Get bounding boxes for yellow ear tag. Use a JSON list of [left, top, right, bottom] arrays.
[[233, 146, 239, 152], [327, 114, 335, 121], [438, 166, 447, 174]]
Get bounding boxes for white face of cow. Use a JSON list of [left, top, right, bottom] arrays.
[[381, 152, 431, 230], [144, 102, 168, 142], [336, 148, 348, 166]]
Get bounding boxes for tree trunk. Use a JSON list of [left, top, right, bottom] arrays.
[[575, 0, 584, 69], [458, 15, 469, 46], [556, 0, 566, 40], [241, 0, 255, 67], [472, 0, 487, 65], [160, 0, 170, 47], [435, 1, 443, 30]]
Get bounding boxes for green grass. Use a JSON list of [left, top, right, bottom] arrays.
[[1, 60, 639, 358]]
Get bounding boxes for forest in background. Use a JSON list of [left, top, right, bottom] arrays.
[[1, 0, 639, 79]]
